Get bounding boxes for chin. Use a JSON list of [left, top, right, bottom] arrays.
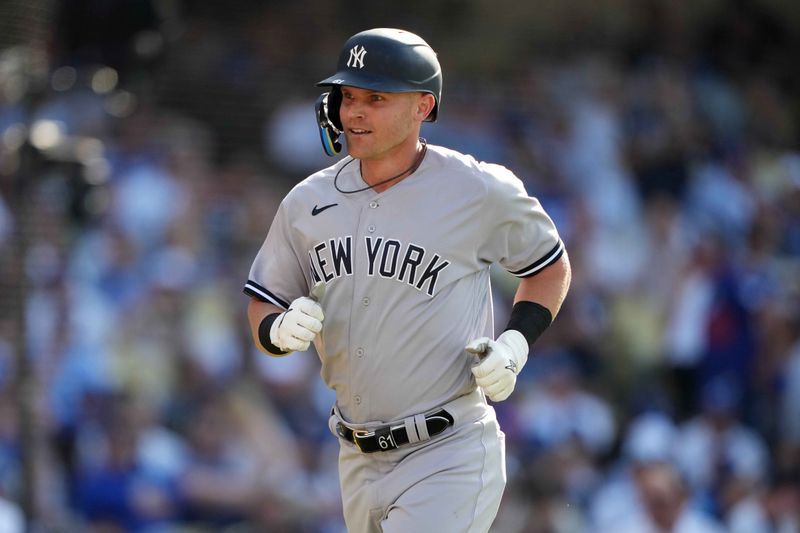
[[346, 147, 365, 159], [344, 140, 371, 159]]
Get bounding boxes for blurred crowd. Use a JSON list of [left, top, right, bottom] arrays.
[[1, 0, 799, 532]]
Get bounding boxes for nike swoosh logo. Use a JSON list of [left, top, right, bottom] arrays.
[[312, 203, 338, 216]]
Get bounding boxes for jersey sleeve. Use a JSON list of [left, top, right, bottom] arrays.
[[479, 163, 564, 278], [243, 197, 308, 309]]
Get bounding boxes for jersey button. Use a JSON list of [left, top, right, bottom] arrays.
[[369, 201, 378, 209], [356, 348, 364, 358], [354, 395, 362, 405], [362, 297, 370, 306], [367, 225, 376, 233]]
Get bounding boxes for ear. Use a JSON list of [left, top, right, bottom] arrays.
[[416, 93, 436, 121]]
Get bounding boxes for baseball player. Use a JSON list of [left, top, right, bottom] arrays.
[[244, 28, 571, 533]]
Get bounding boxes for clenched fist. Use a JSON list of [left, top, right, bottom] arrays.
[[465, 330, 528, 402], [271, 296, 324, 352]]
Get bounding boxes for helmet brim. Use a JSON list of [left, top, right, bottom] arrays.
[[316, 71, 435, 94]]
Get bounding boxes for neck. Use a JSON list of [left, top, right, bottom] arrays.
[[360, 139, 425, 193]]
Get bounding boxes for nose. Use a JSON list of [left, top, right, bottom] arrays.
[[345, 106, 364, 122], [342, 98, 365, 121]]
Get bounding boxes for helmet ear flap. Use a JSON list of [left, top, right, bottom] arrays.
[[327, 87, 342, 130], [315, 89, 343, 157]]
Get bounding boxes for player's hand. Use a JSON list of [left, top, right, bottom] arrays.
[[466, 330, 528, 402], [270, 296, 324, 352]]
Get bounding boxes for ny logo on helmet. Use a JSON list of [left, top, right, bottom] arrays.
[[347, 45, 367, 69]]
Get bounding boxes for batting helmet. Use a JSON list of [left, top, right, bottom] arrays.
[[315, 28, 442, 156]]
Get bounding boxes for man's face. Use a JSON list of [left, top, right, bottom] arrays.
[[338, 86, 425, 161]]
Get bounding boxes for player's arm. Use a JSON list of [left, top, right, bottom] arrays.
[[513, 250, 571, 317], [467, 251, 571, 402], [247, 295, 324, 357]]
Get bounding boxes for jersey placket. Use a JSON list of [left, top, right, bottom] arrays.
[[346, 195, 383, 421]]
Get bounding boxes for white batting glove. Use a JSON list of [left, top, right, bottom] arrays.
[[270, 296, 324, 352], [466, 330, 528, 402]]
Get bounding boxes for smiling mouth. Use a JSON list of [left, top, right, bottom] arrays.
[[348, 128, 371, 135]]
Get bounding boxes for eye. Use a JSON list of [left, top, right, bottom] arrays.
[[370, 94, 384, 102]]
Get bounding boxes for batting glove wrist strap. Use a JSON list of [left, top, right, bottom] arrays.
[[268, 296, 324, 353], [259, 313, 289, 355], [465, 330, 529, 402]]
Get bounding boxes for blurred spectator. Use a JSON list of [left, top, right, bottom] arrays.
[[662, 233, 759, 420], [726, 469, 800, 533], [674, 376, 770, 518], [598, 461, 726, 533], [72, 394, 179, 532], [516, 353, 616, 457], [176, 392, 256, 527], [590, 411, 679, 531], [512, 352, 616, 511], [594, 411, 727, 533], [686, 151, 757, 251]]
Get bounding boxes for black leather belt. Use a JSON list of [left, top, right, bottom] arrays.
[[336, 410, 454, 453]]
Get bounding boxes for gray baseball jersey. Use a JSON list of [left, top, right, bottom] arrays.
[[244, 143, 563, 425]]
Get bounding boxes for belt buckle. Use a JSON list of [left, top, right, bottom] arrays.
[[353, 428, 374, 452]]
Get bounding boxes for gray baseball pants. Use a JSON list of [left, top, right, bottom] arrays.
[[331, 389, 506, 533]]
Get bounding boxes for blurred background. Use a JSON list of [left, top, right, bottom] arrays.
[[1, 0, 800, 531]]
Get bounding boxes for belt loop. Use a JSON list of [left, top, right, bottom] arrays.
[[414, 413, 430, 441], [404, 417, 420, 444]]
